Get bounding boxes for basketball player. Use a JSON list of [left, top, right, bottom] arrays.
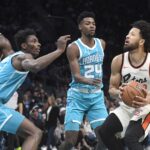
[[0, 28, 70, 150], [0, 35, 24, 150], [97, 20, 150, 150], [59, 11, 108, 150]]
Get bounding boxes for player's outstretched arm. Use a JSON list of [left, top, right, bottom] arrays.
[[21, 35, 71, 72]]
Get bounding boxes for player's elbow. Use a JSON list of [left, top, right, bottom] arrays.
[[31, 64, 41, 73], [22, 60, 40, 73], [74, 74, 81, 82], [109, 88, 120, 100], [108, 88, 112, 96], [109, 88, 116, 99], [27, 63, 41, 73]]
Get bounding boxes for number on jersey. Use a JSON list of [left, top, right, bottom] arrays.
[[84, 64, 102, 78]]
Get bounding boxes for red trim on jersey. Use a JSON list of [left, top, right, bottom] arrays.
[[142, 113, 150, 131], [128, 52, 148, 68]]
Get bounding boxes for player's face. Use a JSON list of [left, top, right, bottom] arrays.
[[124, 28, 142, 51], [24, 35, 41, 57], [79, 17, 96, 38]]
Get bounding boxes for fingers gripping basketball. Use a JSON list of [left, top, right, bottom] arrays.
[[121, 81, 146, 107]]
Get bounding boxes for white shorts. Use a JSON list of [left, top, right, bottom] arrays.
[[111, 102, 150, 141]]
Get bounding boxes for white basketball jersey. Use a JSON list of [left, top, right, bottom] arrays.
[[113, 52, 150, 139], [121, 52, 150, 91]]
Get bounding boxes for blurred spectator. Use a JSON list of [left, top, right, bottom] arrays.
[[23, 90, 33, 118], [44, 94, 60, 150]]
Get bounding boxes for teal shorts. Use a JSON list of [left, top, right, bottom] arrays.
[[64, 88, 108, 131], [0, 104, 25, 134]]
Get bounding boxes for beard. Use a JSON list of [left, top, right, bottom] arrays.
[[86, 33, 95, 38], [123, 43, 139, 52], [86, 34, 94, 39]]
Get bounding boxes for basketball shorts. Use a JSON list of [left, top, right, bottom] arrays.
[[64, 88, 108, 131], [111, 102, 150, 141], [0, 104, 25, 134]]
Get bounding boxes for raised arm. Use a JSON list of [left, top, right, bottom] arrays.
[[14, 35, 71, 72]]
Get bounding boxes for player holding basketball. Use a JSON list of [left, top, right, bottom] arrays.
[[59, 11, 108, 150], [97, 20, 150, 150], [0, 28, 70, 150]]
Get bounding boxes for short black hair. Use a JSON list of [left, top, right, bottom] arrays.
[[14, 28, 36, 50], [77, 11, 95, 25], [131, 20, 150, 52]]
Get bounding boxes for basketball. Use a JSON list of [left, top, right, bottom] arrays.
[[121, 81, 146, 107]]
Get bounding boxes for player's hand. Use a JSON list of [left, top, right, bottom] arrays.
[[119, 83, 127, 98], [132, 88, 148, 108], [56, 35, 71, 53], [90, 78, 101, 86]]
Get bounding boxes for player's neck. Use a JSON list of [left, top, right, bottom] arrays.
[[129, 49, 147, 65], [80, 36, 94, 48]]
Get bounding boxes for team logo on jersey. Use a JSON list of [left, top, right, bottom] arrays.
[[122, 73, 147, 83], [81, 53, 103, 65]]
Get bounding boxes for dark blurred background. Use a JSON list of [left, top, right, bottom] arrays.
[[0, 0, 149, 94], [0, 1, 150, 149]]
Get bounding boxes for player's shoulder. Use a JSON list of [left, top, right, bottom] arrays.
[[68, 41, 78, 47], [95, 38, 106, 49], [98, 38, 105, 44], [66, 41, 80, 58], [112, 53, 124, 67], [15, 52, 33, 61], [67, 41, 79, 51], [113, 53, 123, 61]]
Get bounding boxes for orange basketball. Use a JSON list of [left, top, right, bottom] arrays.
[[121, 81, 146, 107]]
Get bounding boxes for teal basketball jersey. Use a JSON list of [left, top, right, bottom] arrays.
[[70, 38, 104, 90], [0, 51, 28, 104]]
